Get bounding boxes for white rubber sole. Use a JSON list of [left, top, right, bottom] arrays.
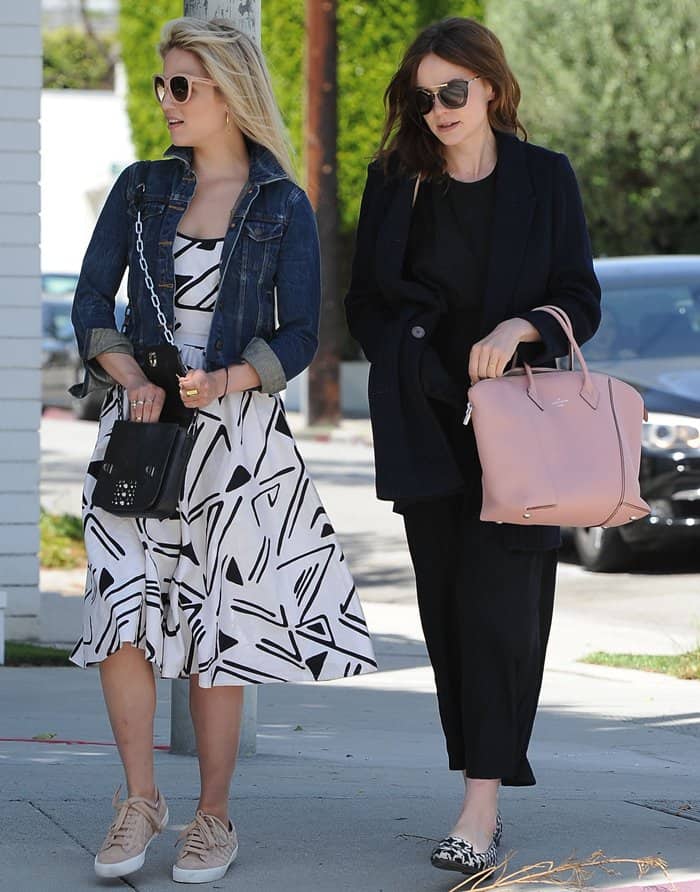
[[94, 807, 169, 878], [172, 843, 238, 884]]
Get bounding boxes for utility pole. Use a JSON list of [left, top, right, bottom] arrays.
[[172, 0, 262, 758], [305, 0, 341, 426]]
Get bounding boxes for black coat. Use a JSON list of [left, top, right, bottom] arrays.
[[344, 131, 601, 551]]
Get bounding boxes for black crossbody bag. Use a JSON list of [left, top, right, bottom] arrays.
[[92, 195, 196, 519]]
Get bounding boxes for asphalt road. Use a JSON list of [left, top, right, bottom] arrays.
[[40, 410, 700, 660]]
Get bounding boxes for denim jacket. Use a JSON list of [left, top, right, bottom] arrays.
[[71, 140, 320, 397]]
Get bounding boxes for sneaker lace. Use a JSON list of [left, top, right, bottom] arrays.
[[176, 811, 225, 857], [104, 787, 161, 849]]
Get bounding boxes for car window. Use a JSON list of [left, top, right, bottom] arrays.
[[584, 281, 700, 361], [42, 274, 80, 296], [43, 302, 74, 342]]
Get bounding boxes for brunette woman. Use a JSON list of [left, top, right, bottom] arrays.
[[345, 17, 600, 878]]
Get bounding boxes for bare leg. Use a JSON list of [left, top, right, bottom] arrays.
[[189, 677, 244, 825], [99, 643, 157, 800], [450, 775, 500, 853]]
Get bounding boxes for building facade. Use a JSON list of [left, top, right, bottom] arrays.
[[0, 1, 42, 640]]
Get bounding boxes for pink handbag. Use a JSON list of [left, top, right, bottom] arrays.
[[466, 305, 651, 528]]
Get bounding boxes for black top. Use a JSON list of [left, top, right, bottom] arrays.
[[406, 168, 496, 390], [404, 169, 497, 503]]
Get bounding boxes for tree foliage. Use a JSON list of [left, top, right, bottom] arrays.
[[43, 27, 115, 89], [119, 0, 180, 160], [263, 0, 484, 231], [486, 0, 700, 255]]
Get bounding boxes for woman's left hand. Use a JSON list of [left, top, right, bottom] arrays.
[[178, 368, 225, 409], [468, 318, 539, 385]]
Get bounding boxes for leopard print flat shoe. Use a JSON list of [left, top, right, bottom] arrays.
[[430, 812, 503, 876]]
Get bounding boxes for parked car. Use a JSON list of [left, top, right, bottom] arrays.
[[41, 273, 126, 420], [570, 256, 700, 571]]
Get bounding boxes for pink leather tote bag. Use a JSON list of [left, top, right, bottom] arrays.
[[466, 305, 650, 528]]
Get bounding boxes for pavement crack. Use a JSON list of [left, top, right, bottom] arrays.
[[625, 800, 700, 824], [28, 801, 140, 890]]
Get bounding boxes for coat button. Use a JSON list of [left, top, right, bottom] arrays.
[[215, 339, 223, 350], [411, 325, 426, 339]]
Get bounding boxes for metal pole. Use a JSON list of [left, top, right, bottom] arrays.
[[305, 0, 341, 427], [171, 0, 262, 757]]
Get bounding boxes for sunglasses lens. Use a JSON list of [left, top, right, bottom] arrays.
[[154, 76, 166, 102], [415, 90, 434, 116], [170, 76, 190, 103], [439, 81, 469, 109]]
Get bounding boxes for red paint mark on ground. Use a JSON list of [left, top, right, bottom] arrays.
[[0, 737, 169, 750]]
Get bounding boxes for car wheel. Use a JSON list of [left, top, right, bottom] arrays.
[[573, 526, 633, 572]]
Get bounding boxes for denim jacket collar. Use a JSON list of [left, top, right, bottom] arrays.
[[163, 139, 289, 186]]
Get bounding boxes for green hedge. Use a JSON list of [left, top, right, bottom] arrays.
[[43, 27, 115, 89], [120, 1, 485, 232], [263, 0, 484, 230], [486, 0, 700, 255], [119, 0, 180, 161]]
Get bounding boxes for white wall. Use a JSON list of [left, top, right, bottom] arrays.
[[41, 64, 135, 273], [0, 1, 43, 640]]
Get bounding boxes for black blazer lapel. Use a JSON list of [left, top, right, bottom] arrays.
[[480, 132, 536, 336]]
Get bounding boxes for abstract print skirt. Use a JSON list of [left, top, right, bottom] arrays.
[[70, 387, 377, 687]]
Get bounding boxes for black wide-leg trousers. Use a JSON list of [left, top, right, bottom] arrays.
[[402, 494, 557, 786]]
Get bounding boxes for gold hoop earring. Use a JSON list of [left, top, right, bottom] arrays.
[[225, 108, 230, 130]]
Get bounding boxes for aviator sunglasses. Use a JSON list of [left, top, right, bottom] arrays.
[[153, 73, 217, 104], [414, 76, 480, 116]]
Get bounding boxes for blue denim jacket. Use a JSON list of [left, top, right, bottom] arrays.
[[71, 140, 320, 397]]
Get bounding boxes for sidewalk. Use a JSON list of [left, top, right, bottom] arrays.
[[2, 597, 699, 891], [2, 415, 697, 890]]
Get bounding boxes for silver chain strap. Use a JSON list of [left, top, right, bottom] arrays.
[[135, 209, 175, 346]]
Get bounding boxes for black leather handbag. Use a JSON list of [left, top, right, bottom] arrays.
[[92, 413, 194, 519], [140, 343, 194, 427], [92, 202, 196, 519]]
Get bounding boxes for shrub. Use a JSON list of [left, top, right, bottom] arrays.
[[486, 0, 700, 255], [119, 0, 180, 160], [43, 27, 115, 90]]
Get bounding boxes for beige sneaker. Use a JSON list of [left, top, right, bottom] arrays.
[[173, 810, 238, 884], [94, 786, 168, 878]]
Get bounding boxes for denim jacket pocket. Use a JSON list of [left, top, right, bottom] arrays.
[[126, 195, 168, 219], [243, 220, 284, 241]]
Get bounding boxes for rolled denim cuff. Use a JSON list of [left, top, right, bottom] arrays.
[[69, 328, 134, 398], [241, 337, 287, 394], [86, 327, 133, 361]]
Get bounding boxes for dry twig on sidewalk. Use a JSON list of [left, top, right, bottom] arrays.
[[448, 849, 670, 892]]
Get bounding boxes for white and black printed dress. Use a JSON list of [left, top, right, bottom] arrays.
[[70, 232, 377, 686]]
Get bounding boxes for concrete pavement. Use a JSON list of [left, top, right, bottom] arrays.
[[0, 415, 698, 890]]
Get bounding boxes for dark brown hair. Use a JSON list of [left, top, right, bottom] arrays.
[[377, 17, 526, 179]]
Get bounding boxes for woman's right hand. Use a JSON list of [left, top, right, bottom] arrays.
[[124, 374, 166, 423], [95, 352, 167, 422]]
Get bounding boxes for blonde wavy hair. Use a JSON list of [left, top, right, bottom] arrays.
[[159, 17, 295, 179]]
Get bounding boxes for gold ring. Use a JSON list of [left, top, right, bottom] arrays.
[[185, 388, 199, 397]]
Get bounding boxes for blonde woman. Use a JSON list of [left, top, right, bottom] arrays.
[[70, 18, 376, 884]]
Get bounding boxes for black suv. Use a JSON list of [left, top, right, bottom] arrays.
[[572, 256, 700, 571]]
